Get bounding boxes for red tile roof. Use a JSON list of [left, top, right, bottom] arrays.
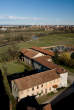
[[24, 51, 38, 58], [31, 47, 54, 56], [13, 69, 60, 90], [34, 56, 57, 69], [33, 56, 67, 74], [21, 48, 28, 54], [56, 67, 67, 74], [21, 48, 39, 58]]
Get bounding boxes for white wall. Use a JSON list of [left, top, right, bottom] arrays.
[[33, 53, 44, 59], [59, 72, 68, 87], [12, 72, 68, 101], [12, 81, 19, 99], [17, 78, 60, 101]]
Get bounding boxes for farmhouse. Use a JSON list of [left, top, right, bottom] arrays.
[[11, 69, 61, 101], [11, 47, 68, 101]]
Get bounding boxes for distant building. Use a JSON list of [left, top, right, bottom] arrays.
[[0, 27, 7, 31]]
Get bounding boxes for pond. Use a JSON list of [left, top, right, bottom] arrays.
[[32, 36, 39, 40]]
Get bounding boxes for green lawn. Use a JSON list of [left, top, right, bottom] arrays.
[[0, 61, 25, 75]]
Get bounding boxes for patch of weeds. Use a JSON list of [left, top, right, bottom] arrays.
[[47, 92, 54, 96]]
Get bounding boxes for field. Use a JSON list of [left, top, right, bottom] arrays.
[[0, 32, 74, 54], [0, 32, 74, 73], [0, 32, 74, 74], [0, 60, 32, 75], [18, 33, 74, 49], [0, 61, 25, 75]]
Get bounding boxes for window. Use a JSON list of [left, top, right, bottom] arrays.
[[45, 89, 47, 94], [53, 85, 58, 88], [41, 84, 43, 87], [32, 88, 34, 91], [49, 87, 51, 91], [37, 86, 39, 89]]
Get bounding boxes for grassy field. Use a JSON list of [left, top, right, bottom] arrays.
[[0, 33, 74, 53], [18, 33, 74, 49], [0, 32, 74, 74], [0, 61, 25, 75], [0, 60, 33, 75]]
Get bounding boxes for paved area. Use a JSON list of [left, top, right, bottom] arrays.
[[42, 73, 74, 104], [42, 88, 66, 104]]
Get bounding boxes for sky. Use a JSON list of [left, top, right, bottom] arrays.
[[0, 0, 74, 25]]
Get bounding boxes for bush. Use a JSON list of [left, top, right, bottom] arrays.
[[47, 92, 54, 96], [71, 52, 74, 59]]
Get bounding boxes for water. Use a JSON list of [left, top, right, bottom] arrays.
[[32, 36, 38, 40]]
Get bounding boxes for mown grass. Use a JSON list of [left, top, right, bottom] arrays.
[[0, 61, 25, 75]]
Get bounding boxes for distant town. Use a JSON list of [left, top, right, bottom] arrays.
[[0, 25, 74, 32]]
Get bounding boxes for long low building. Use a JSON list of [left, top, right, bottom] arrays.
[[11, 47, 68, 101], [20, 48, 45, 67], [31, 47, 54, 56], [12, 69, 61, 101]]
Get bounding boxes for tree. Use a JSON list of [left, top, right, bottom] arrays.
[[7, 44, 19, 60], [71, 52, 74, 59], [54, 50, 59, 63], [58, 52, 71, 66]]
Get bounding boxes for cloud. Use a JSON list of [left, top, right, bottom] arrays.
[[0, 16, 44, 21]]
